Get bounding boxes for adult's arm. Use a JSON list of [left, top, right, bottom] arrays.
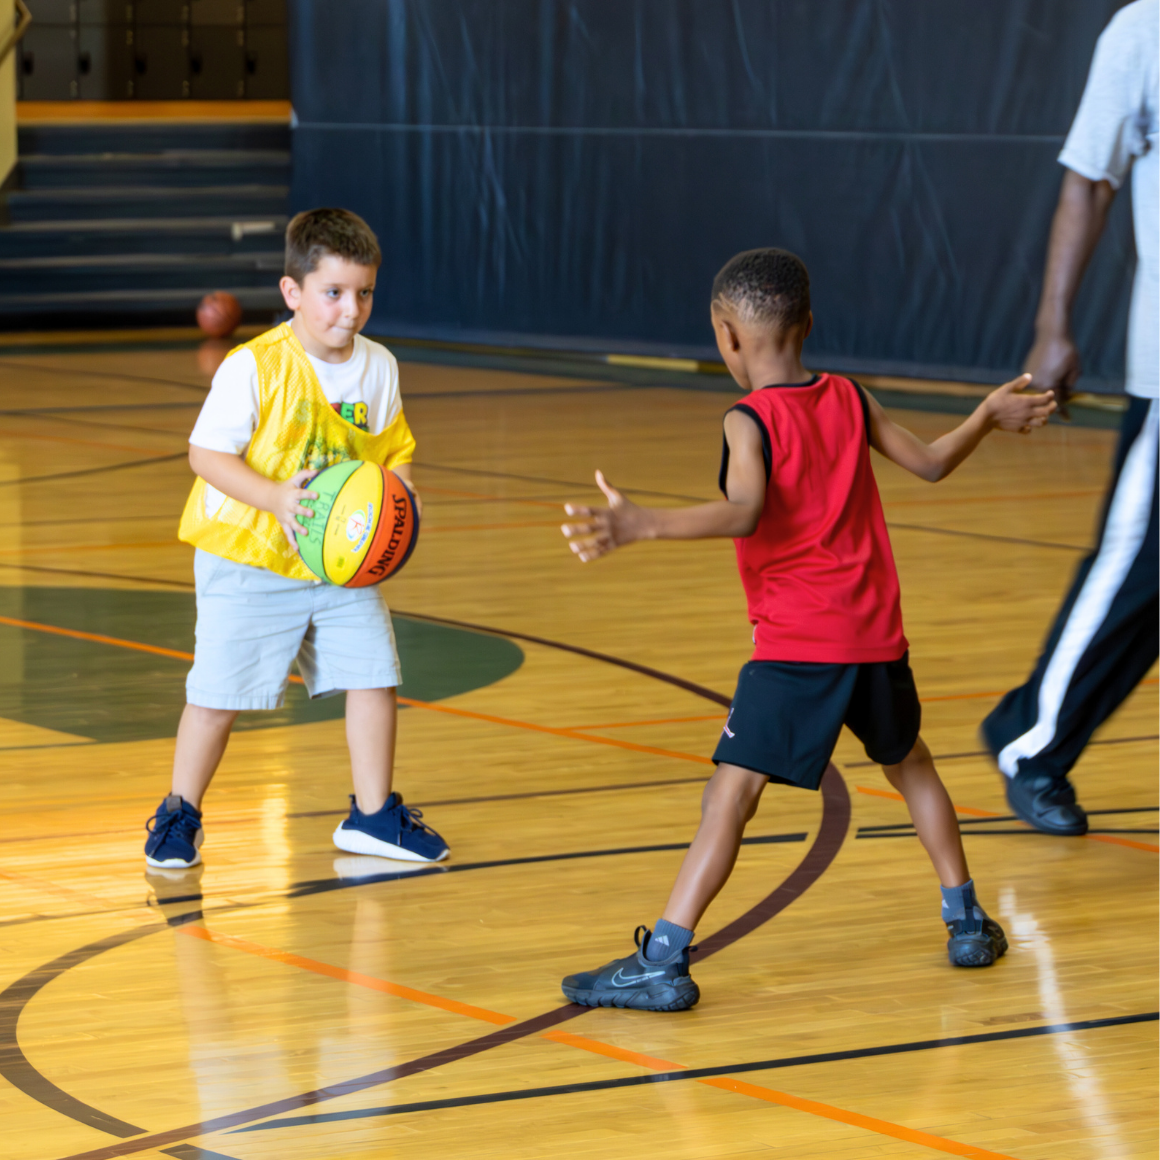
[[1023, 169, 1117, 401]]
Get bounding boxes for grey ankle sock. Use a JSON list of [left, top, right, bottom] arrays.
[[645, 919, 693, 961], [941, 879, 986, 922]]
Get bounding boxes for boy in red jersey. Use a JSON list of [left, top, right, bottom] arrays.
[[559, 249, 1056, 1012]]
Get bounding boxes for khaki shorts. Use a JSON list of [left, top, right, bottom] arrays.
[[186, 549, 402, 711]]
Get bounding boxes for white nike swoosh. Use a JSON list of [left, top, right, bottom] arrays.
[[609, 967, 666, 987]]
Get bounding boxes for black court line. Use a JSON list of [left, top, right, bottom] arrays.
[[0, 560, 196, 587], [234, 1010, 1160, 1134], [393, 607, 733, 707], [886, 520, 1088, 553], [289, 831, 807, 899], [858, 828, 1158, 838], [289, 774, 711, 818], [0, 359, 210, 393], [842, 733, 1159, 768], [0, 402, 202, 415], [0, 451, 188, 489], [859, 806, 1160, 833]]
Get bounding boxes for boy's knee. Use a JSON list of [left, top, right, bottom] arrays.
[[702, 764, 766, 818]]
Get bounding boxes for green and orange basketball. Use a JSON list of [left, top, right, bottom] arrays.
[[295, 460, 419, 587]]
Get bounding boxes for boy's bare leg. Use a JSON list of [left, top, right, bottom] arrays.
[[346, 687, 396, 815], [881, 736, 969, 887], [171, 704, 239, 810], [660, 763, 771, 931]]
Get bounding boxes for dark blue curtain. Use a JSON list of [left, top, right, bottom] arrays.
[[289, 0, 1134, 390]]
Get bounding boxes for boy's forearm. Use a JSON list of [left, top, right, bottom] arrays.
[[922, 403, 994, 482], [646, 500, 761, 541], [189, 445, 281, 513]]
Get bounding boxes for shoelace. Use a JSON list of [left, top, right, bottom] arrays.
[[146, 808, 199, 844], [398, 802, 439, 836]]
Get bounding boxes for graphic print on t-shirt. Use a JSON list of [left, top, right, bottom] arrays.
[[331, 401, 370, 430]]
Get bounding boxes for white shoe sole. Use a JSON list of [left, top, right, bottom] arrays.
[[145, 827, 203, 869], [332, 823, 449, 863]]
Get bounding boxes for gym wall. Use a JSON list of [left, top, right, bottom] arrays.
[[289, 0, 1135, 391]]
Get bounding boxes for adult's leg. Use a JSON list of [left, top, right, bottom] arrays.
[[171, 705, 239, 810], [983, 399, 1158, 832], [345, 687, 397, 815], [660, 762, 771, 931], [881, 737, 968, 887]]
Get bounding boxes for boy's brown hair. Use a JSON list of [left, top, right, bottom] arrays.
[[284, 207, 381, 284]]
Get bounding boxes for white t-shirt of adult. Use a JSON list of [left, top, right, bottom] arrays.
[[1059, 0, 1159, 399], [189, 333, 404, 515]]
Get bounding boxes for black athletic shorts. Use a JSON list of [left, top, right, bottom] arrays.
[[711, 653, 921, 790]]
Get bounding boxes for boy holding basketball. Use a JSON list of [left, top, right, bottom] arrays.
[[560, 249, 1055, 1011], [144, 207, 448, 870]]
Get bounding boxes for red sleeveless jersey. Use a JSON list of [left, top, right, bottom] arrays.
[[720, 373, 907, 664]]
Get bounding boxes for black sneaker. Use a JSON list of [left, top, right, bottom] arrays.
[[145, 794, 204, 868], [561, 926, 700, 1011], [946, 911, 1008, 967], [1005, 771, 1088, 836]]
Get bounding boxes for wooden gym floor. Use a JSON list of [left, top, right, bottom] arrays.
[[0, 343, 1155, 1160]]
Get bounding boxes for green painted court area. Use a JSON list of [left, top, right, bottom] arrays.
[[0, 587, 524, 744]]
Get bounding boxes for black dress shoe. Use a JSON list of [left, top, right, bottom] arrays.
[[1005, 771, 1089, 836]]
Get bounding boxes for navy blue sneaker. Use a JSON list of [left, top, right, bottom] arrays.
[[946, 911, 1008, 967], [561, 926, 700, 1011], [332, 793, 449, 862], [145, 794, 204, 868]]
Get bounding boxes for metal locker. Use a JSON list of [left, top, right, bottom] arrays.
[[78, 23, 134, 98], [189, 25, 243, 98], [132, 22, 189, 99], [18, 25, 80, 99], [241, 24, 286, 100]]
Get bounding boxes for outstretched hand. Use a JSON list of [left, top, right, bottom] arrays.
[[561, 470, 652, 562], [984, 373, 1057, 434]]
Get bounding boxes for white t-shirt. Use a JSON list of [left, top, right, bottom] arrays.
[[189, 332, 405, 515], [1059, 0, 1159, 399]]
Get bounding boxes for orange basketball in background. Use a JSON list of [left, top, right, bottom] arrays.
[[196, 291, 244, 338]]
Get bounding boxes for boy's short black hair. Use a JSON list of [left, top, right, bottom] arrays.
[[712, 248, 811, 333], [285, 207, 381, 284]]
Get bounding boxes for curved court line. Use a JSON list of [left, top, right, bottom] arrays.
[[0, 618, 846, 1156], [0, 927, 161, 1138], [44, 767, 849, 1160]]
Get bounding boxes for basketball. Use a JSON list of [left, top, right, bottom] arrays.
[[196, 291, 244, 338], [295, 460, 419, 586]]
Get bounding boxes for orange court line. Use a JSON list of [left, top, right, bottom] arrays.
[[185, 924, 1020, 1158], [854, 786, 1159, 853], [570, 713, 729, 731], [393, 697, 714, 766], [699, 1077, 1023, 1160], [541, 1029, 687, 1072], [179, 926, 517, 1026]]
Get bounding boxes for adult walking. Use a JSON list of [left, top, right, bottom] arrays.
[[983, 0, 1159, 835]]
